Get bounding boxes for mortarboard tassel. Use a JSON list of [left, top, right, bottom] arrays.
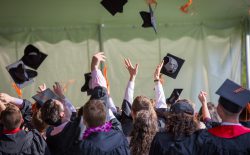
[[62, 79, 76, 93], [146, 0, 157, 5], [180, 0, 193, 13], [102, 65, 110, 94], [11, 82, 22, 98]]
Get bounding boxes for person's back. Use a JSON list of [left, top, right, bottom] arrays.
[[0, 104, 50, 155], [149, 99, 199, 155], [77, 99, 130, 155], [194, 127, 250, 155], [191, 79, 250, 155]]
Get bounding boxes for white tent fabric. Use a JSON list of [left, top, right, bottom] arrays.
[[0, 20, 243, 110]]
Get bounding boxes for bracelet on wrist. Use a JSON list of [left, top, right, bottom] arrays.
[[154, 79, 159, 82]]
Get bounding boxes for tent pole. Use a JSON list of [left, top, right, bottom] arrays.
[[246, 32, 250, 89], [98, 24, 104, 70]]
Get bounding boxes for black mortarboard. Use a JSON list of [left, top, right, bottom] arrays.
[[90, 86, 111, 107], [21, 44, 47, 70], [32, 88, 59, 107], [6, 61, 37, 88], [160, 53, 185, 79], [170, 100, 194, 115], [100, 0, 128, 16], [166, 89, 183, 105], [81, 72, 92, 95], [216, 79, 250, 113], [139, 4, 157, 33]]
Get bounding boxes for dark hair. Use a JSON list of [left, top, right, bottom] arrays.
[[0, 104, 22, 130], [130, 110, 158, 155], [83, 100, 106, 127], [132, 96, 152, 113], [32, 109, 48, 133], [219, 97, 242, 113], [166, 100, 198, 139], [40, 99, 64, 126]]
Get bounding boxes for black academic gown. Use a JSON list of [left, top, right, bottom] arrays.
[[240, 121, 250, 128], [76, 118, 130, 155], [193, 125, 250, 155], [0, 129, 50, 155], [120, 99, 133, 137], [149, 132, 194, 155], [45, 116, 84, 155]]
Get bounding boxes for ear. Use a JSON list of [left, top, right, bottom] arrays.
[[59, 111, 65, 118]]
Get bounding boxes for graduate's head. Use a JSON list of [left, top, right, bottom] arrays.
[[41, 99, 65, 126], [32, 109, 48, 133], [217, 97, 242, 120], [131, 96, 155, 120], [0, 104, 23, 130], [82, 99, 106, 128], [216, 79, 250, 120], [130, 110, 158, 155], [166, 99, 198, 139]]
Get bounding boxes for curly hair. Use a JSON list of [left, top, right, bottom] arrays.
[[165, 112, 199, 139], [40, 99, 64, 126], [32, 109, 48, 133], [130, 96, 158, 155]]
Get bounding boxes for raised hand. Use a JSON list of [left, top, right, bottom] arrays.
[[154, 60, 164, 81], [53, 82, 65, 99], [37, 83, 47, 93], [124, 58, 139, 81], [198, 91, 207, 105], [0, 93, 14, 104], [91, 52, 106, 71]]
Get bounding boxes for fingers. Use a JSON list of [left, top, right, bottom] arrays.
[[124, 58, 129, 68], [95, 52, 106, 62], [135, 64, 139, 72]]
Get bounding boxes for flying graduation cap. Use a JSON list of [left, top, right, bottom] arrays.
[[166, 89, 183, 105], [100, 0, 128, 16], [32, 88, 60, 107], [139, 4, 157, 33], [6, 44, 47, 89], [160, 53, 185, 79], [21, 44, 48, 70], [6, 61, 37, 88], [81, 72, 93, 95]]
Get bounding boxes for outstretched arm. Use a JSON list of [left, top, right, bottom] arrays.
[[124, 58, 138, 104], [198, 91, 211, 120], [90, 52, 107, 89], [154, 61, 167, 109]]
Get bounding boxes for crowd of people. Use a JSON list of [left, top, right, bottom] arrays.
[[0, 52, 250, 155]]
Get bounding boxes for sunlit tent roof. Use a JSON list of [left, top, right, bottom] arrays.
[[0, 0, 249, 26]]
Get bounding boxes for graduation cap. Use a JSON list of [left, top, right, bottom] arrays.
[[216, 79, 250, 113], [81, 72, 92, 95], [32, 88, 59, 107], [160, 53, 185, 79], [170, 100, 194, 115], [166, 89, 183, 105], [139, 4, 157, 33], [100, 0, 128, 16], [21, 44, 47, 70], [6, 61, 37, 88]]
